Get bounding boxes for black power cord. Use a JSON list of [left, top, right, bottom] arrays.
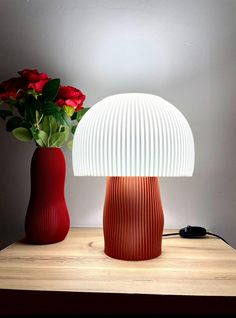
[[206, 231, 229, 245], [162, 232, 179, 237], [163, 225, 229, 245]]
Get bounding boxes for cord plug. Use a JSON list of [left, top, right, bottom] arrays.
[[162, 225, 229, 245], [179, 225, 207, 238]]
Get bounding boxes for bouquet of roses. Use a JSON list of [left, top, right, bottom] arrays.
[[0, 69, 88, 148]]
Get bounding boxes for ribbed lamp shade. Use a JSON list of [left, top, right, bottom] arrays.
[[73, 93, 194, 177], [72, 93, 195, 261]]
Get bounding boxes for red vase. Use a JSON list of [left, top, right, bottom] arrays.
[[25, 147, 70, 244], [103, 177, 164, 261]]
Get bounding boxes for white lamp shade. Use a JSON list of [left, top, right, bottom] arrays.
[[72, 93, 195, 176]]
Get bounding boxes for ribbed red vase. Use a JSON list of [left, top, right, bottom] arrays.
[[103, 177, 164, 261], [25, 147, 70, 244]]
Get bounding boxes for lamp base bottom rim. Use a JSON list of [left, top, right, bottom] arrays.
[[104, 249, 162, 261]]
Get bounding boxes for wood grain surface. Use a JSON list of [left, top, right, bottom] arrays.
[[0, 228, 235, 296]]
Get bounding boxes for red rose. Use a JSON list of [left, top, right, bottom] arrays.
[[18, 69, 49, 93], [0, 77, 26, 91], [0, 77, 25, 100], [28, 79, 48, 93], [56, 86, 86, 112], [18, 69, 49, 83], [0, 91, 17, 100], [75, 103, 84, 112], [57, 86, 83, 99]]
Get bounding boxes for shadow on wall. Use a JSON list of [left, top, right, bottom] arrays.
[[0, 122, 32, 249]]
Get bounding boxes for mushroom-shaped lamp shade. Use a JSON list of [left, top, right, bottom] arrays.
[[73, 94, 195, 260]]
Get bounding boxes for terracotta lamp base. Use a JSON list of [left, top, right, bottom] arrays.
[[103, 177, 164, 261]]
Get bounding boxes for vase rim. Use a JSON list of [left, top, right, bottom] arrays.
[[36, 147, 62, 149], [35, 147, 63, 151]]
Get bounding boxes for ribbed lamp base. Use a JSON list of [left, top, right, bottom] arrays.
[[103, 177, 164, 261]]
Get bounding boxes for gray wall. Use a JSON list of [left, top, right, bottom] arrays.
[[0, 0, 236, 249]]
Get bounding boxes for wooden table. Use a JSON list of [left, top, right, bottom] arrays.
[[0, 228, 236, 315]]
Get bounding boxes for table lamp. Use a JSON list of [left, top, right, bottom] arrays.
[[72, 93, 195, 261]]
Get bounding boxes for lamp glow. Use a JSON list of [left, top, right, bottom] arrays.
[[73, 93, 195, 260]]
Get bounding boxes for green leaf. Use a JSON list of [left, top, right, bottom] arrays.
[[76, 108, 89, 123], [36, 138, 44, 147], [41, 115, 49, 134], [49, 132, 66, 147], [0, 110, 13, 120], [26, 89, 35, 95], [67, 139, 73, 151], [16, 97, 26, 117], [48, 116, 58, 134], [42, 79, 60, 102], [7, 98, 17, 106], [60, 108, 71, 126], [63, 105, 75, 117], [12, 127, 32, 142], [36, 130, 48, 147], [71, 125, 77, 134], [40, 115, 58, 135], [23, 96, 36, 124], [6, 116, 23, 132], [30, 126, 39, 140], [43, 101, 59, 116], [64, 125, 69, 141], [71, 112, 77, 120], [30, 95, 41, 111]]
